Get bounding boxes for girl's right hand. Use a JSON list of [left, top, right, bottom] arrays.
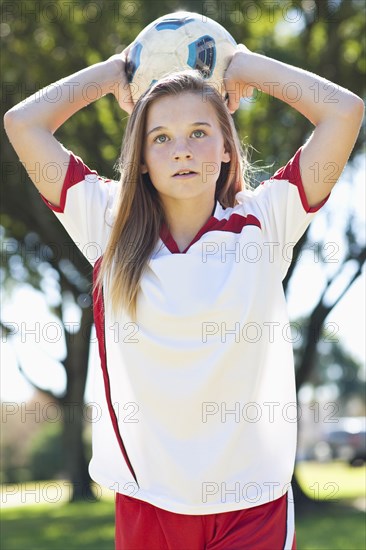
[[107, 47, 135, 115]]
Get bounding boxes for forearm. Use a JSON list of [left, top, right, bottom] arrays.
[[241, 52, 362, 125], [4, 57, 124, 133]]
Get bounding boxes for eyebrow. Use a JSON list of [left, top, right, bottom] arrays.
[[146, 122, 212, 137]]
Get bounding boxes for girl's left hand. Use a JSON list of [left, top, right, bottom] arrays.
[[224, 44, 256, 113]]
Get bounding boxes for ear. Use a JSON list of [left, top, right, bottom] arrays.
[[222, 149, 231, 163], [141, 162, 148, 174]]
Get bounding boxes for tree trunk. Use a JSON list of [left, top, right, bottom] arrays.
[[62, 401, 95, 502], [61, 305, 95, 502], [296, 304, 329, 390]]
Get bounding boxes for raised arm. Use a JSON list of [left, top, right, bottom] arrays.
[[3, 53, 133, 208], [224, 46, 364, 208]]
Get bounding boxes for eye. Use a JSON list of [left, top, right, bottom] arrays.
[[154, 134, 169, 144], [191, 129, 206, 138]]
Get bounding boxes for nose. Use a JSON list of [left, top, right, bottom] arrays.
[[173, 138, 193, 160]]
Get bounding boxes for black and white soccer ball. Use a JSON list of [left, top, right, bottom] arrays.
[[125, 11, 237, 102]]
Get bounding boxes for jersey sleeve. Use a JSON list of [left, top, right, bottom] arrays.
[[236, 146, 331, 279], [40, 151, 119, 266]]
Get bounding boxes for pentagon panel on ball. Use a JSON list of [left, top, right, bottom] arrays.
[[126, 11, 237, 102]]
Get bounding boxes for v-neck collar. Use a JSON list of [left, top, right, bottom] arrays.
[[159, 200, 220, 254]]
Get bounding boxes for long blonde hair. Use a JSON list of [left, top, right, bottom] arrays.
[[95, 70, 249, 320]]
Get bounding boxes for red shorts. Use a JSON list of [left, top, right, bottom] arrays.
[[115, 488, 296, 550]]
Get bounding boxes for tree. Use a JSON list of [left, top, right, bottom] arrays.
[[1, 0, 138, 501]]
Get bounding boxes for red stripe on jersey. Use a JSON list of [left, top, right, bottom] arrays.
[[92, 258, 139, 486], [40, 152, 100, 213], [160, 212, 261, 254], [270, 147, 329, 213]]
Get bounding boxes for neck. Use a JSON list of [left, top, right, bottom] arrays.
[[162, 196, 216, 252]]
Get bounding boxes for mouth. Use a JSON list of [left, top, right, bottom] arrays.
[[172, 170, 198, 178]]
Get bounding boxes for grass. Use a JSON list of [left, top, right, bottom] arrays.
[[294, 461, 366, 549], [1, 462, 365, 550], [295, 505, 365, 550], [0, 501, 115, 550]]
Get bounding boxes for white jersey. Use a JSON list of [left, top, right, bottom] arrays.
[[41, 147, 329, 514]]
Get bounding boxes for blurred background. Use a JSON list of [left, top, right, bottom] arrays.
[[1, 0, 365, 548]]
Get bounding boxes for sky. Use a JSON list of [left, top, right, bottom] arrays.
[[1, 154, 365, 404]]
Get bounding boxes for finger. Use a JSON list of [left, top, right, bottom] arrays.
[[117, 82, 134, 114], [224, 79, 241, 114], [242, 84, 255, 98], [108, 50, 135, 114], [227, 96, 240, 114], [236, 43, 251, 54]]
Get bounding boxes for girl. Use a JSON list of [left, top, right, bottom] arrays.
[[4, 40, 363, 550]]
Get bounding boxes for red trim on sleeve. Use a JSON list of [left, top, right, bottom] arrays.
[[40, 152, 98, 213], [270, 147, 330, 213]]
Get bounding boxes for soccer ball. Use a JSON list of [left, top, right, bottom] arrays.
[[125, 11, 237, 103]]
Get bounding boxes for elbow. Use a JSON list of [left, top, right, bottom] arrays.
[[3, 108, 21, 135], [3, 109, 14, 132], [350, 94, 365, 116], [342, 94, 365, 122], [3, 107, 28, 141], [354, 95, 365, 121]]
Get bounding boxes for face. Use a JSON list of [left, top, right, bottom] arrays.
[[141, 92, 231, 206]]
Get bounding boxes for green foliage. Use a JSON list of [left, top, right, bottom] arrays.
[[0, 445, 31, 484], [2, 0, 365, 171], [27, 423, 64, 481]]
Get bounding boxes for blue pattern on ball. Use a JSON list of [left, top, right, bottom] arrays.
[[126, 42, 143, 83], [187, 36, 216, 78], [155, 17, 195, 31]]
